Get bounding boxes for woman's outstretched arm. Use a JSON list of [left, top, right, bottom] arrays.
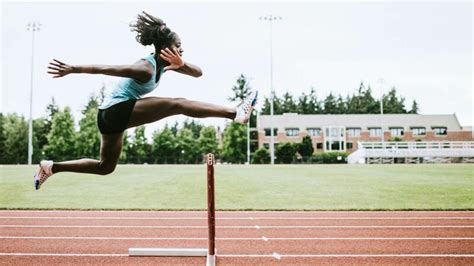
[[47, 59, 153, 83], [160, 48, 202, 78]]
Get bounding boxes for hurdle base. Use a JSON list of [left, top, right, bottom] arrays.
[[129, 248, 216, 266]]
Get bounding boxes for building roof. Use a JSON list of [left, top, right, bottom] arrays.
[[257, 113, 463, 131]]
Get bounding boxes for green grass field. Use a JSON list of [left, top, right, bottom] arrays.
[[0, 164, 473, 210]]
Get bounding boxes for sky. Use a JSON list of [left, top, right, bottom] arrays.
[[1, 0, 472, 138]]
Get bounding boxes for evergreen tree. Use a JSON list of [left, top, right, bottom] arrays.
[[335, 95, 346, 114], [281, 92, 297, 113], [383, 87, 407, 113], [0, 113, 5, 163], [323, 93, 337, 114], [409, 100, 419, 114], [228, 74, 252, 102], [44, 107, 76, 161], [307, 88, 323, 114], [182, 119, 203, 139]]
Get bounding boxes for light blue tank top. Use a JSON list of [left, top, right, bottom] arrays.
[[99, 54, 164, 109]]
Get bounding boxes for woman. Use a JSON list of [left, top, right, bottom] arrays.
[[34, 11, 258, 190]]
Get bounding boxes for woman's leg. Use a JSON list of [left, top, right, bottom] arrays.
[[51, 132, 123, 175], [127, 97, 236, 128]]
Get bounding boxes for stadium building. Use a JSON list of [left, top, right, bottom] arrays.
[[255, 113, 474, 163]]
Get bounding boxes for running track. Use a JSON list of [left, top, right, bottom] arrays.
[[0, 211, 473, 265]]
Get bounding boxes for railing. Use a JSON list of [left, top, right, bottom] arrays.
[[358, 141, 474, 150]]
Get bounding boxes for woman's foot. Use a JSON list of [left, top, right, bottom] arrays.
[[234, 90, 258, 124], [34, 160, 54, 190]]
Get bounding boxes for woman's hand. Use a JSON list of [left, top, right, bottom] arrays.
[[159, 48, 185, 71], [47, 59, 74, 78]]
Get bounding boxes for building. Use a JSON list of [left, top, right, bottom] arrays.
[[256, 113, 473, 153]]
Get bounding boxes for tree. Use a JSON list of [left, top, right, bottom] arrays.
[[335, 95, 346, 114], [383, 87, 407, 114], [281, 92, 297, 113], [409, 100, 419, 114], [323, 93, 337, 114], [128, 126, 151, 164], [275, 142, 297, 164], [44, 107, 77, 161], [0, 113, 6, 163], [75, 95, 100, 159], [151, 125, 178, 163], [228, 74, 252, 102], [307, 88, 323, 114], [198, 126, 219, 157], [32, 118, 48, 163], [182, 119, 203, 139], [297, 136, 314, 159], [251, 147, 270, 164], [119, 132, 130, 163], [175, 128, 201, 164], [2, 114, 29, 164], [221, 122, 247, 163]]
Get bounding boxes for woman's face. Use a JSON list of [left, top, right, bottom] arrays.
[[170, 35, 183, 56]]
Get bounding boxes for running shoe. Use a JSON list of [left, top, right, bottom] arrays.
[[34, 160, 54, 190], [234, 90, 258, 124]]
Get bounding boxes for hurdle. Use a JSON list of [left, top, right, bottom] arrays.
[[129, 153, 216, 266]]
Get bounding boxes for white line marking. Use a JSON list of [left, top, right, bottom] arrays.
[[272, 252, 282, 260], [1, 225, 473, 229], [0, 253, 473, 258], [219, 254, 474, 258], [1, 236, 472, 241], [1, 216, 473, 220]]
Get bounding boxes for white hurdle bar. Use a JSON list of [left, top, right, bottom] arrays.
[[129, 153, 216, 266]]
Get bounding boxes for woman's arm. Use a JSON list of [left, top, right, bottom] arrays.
[[47, 59, 153, 83], [160, 48, 202, 78]]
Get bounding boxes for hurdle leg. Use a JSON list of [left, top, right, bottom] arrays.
[[129, 153, 216, 266]]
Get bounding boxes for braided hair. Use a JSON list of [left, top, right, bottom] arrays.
[[130, 11, 178, 51]]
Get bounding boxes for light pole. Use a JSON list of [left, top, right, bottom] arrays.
[[260, 14, 282, 165], [27, 21, 41, 165], [377, 78, 385, 143]]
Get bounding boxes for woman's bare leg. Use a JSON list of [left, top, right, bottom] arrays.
[[51, 133, 123, 175], [127, 97, 236, 128]]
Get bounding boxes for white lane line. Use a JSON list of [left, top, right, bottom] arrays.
[[1, 216, 473, 220], [1, 253, 473, 258], [1, 225, 474, 229], [1, 236, 472, 241], [272, 252, 282, 260], [219, 254, 474, 258]]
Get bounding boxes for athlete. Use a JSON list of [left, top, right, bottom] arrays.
[[34, 11, 258, 190]]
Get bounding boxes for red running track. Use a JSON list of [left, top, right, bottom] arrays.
[[0, 210, 473, 265]]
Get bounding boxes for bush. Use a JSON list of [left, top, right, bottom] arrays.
[[312, 152, 349, 164], [252, 148, 270, 164], [275, 142, 297, 164]]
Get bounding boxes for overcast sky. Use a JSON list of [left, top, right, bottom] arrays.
[[1, 1, 472, 137]]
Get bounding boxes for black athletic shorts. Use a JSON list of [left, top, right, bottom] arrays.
[[97, 99, 137, 135]]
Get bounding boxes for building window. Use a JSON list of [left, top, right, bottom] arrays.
[[316, 142, 323, 150], [326, 127, 343, 137], [346, 142, 353, 149], [326, 141, 344, 151], [286, 128, 299, 137], [346, 128, 361, 137], [307, 128, 321, 137], [264, 128, 278, 136], [411, 127, 426, 136], [432, 127, 447, 136], [390, 127, 404, 136], [369, 127, 382, 137]]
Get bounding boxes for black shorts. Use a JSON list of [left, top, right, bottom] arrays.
[[97, 99, 137, 135]]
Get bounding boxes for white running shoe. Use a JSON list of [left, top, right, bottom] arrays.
[[34, 160, 54, 190], [234, 90, 258, 124]]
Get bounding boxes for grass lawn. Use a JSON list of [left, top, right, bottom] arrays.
[[0, 164, 473, 210]]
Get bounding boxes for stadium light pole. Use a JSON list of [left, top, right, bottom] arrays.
[[27, 21, 41, 165], [259, 14, 282, 165], [377, 78, 385, 143]]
